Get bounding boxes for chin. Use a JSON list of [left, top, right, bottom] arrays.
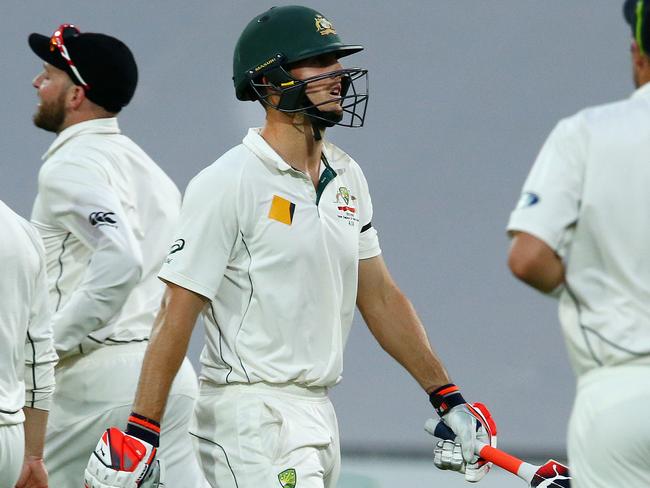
[[322, 103, 343, 115]]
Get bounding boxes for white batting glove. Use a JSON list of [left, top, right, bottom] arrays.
[[433, 440, 492, 482], [425, 384, 497, 482], [428, 405, 497, 482], [84, 413, 164, 488]]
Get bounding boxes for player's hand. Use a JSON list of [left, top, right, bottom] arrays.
[[84, 413, 163, 488], [425, 384, 497, 481], [442, 402, 497, 463], [426, 403, 497, 482], [14, 456, 48, 488]]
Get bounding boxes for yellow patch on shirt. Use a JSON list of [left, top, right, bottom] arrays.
[[268, 195, 295, 225]]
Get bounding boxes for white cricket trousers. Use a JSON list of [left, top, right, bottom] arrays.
[[44, 342, 208, 487], [191, 381, 341, 488], [0, 423, 24, 487], [568, 363, 650, 488]]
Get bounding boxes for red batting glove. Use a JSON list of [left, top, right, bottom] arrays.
[[84, 413, 162, 488]]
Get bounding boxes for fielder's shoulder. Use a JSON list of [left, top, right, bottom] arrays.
[[0, 200, 44, 260], [573, 95, 640, 130], [0, 200, 27, 235], [39, 146, 111, 189], [0, 199, 18, 222]]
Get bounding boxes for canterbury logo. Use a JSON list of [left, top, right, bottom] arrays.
[[169, 239, 185, 255], [88, 211, 117, 227]]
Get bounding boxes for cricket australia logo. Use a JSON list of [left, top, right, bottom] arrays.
[[334, 186, 359, 226], [278, 468, 297, 488], [88, 211, 117, 228], [315, 15, 336, 36]]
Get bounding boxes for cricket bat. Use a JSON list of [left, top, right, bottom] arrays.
[[429, 421, 572, 487]]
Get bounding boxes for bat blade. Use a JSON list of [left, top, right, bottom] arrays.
[[531, 459, 571, 487]]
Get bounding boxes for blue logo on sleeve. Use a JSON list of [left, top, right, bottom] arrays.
[[517, 192, 540, 208]]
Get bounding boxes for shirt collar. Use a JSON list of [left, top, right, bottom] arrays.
[[631, 81, 650, 101], [242, 127, 343, 173], [243, 128, 292, 172], [43, 117, 121, 160]]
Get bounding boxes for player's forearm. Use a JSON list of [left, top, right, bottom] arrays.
[[22, 406, 48, 458], [361, 286, 450, 392], [132, 309, 192, 422], [132, 284, 205, 422]]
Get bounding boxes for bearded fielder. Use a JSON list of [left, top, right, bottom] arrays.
[[28, 24, 207, 487]]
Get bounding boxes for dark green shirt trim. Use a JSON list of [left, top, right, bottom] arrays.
[[316, 153, 337, 206]]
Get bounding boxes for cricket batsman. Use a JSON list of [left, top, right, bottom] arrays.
[[85, 6, 496, 487]]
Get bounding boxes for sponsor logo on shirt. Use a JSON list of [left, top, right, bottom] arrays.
[[165, 239, 185, 264], [169, 239, 185, 254], [269, 195, 296, 225], [334, 186, 359, 226], [517, 191, 540, 209], [88, 211, 117, 228]]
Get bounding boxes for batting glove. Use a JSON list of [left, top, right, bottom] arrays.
[[427, 403, 497, 482], [425, 384, 497, 482], [84, 413, 164, 488]]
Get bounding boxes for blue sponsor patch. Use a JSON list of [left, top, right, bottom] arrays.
[[517, 192, 540, 208]]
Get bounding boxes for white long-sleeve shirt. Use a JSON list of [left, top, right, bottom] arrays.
[[0, 200, 57, 426], [31, 118, 181, 356]]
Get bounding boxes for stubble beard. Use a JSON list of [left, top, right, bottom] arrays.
[[33, 91, 67, 133]]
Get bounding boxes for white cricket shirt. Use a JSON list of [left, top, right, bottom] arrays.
[[159, 128, 381, 387], [0, 201, 57, 426], [31, 118, 181, 356], [507, 82, 650, 376]]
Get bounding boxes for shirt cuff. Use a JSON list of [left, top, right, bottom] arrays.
[[158, 269, 215, 301]]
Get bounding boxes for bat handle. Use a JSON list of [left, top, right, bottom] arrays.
[[477, 444, 525, 476]]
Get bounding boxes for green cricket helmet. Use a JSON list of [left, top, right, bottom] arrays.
[[232, 5, 369, 129]]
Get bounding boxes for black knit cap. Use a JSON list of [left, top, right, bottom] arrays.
[[28, 26, 138, 113], [624, 0, 650, 53]]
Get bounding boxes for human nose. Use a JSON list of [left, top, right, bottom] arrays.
[[32, 72, 44, 89]]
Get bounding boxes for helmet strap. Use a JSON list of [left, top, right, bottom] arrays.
[[306, 103, 340, 136], [311, 118, 323, 141], [303, 95, 344, 141], [302, 72, 351, 138]]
